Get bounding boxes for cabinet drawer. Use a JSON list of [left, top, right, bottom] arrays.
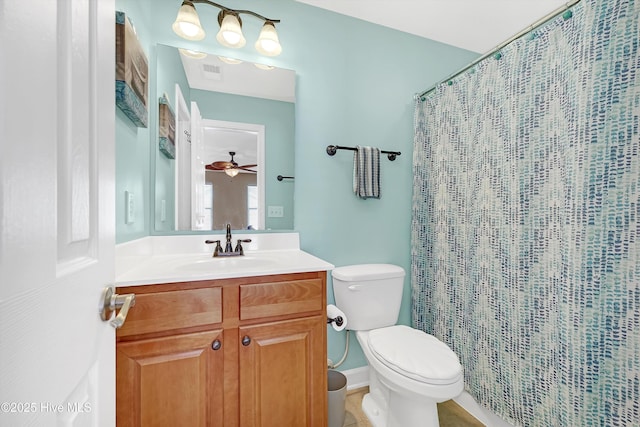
[[117, 287, 222, 337], [240, 278, 323, 320]]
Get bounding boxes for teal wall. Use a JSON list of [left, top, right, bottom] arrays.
[[115, 0, 153, 243], [155, 44, 191, 233], [115, 0, 478, 370]]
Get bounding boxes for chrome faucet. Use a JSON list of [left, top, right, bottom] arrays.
[[205, 224, 251, 257]]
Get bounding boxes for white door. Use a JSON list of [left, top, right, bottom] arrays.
[[191, 102, 207, 230], [175, 84, 192, 231], [0, 0, 116, 426]]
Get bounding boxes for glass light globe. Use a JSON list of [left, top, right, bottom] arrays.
[[172, 1, 205, 41], [216, 13, 246, 48], [255, 22, 282, 56], [225, 168, 240, 177]]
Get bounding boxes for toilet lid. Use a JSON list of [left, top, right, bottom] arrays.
[[367, 325, 462, 385]]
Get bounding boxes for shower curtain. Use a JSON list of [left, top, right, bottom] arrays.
[[411, 1, 640, 426]]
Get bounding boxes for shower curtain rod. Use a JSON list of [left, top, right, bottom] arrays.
[[417, 0, 582, 99]]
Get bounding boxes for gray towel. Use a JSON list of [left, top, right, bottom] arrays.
[[353, 146, 380, 199]]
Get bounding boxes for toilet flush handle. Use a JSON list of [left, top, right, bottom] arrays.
[[347, 285, 363, 291]]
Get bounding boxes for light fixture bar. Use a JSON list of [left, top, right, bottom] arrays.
[[173, 0, 282, 56], [190, 0, 280, 24]]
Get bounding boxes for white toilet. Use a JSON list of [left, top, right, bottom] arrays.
[[332, 264, 464, 427]]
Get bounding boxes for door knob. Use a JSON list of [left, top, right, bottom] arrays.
[[212, 339, 222, 351], [100, 286, 136, 329], [242, 336, 251, 346]]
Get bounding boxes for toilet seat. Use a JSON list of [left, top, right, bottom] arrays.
[[367, 325, 462, 385]]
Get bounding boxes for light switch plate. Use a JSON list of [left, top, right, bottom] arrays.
[[125, 191, 135, 224], [267, 205, 284, 218]]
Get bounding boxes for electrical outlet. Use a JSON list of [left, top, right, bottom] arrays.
[[125, 191, 135, 224], [267, 205, 284, 217]]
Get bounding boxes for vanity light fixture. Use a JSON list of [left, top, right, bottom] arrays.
[[254, 63, 275, 71], [217, 11, 245, 48], [218, 56, 243, 65], [178, 48, 207, 59], [255, 21, 282, 56], [172, 1, 205, 40], [172, 0, 282, 56]]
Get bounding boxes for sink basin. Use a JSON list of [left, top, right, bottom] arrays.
[[169, 253, 285, 273]]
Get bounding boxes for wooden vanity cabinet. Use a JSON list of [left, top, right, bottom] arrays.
[[116, 271, 327, 427], [116, 329, 225, 426]]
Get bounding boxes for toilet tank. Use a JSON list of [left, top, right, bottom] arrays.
[[332, 264, 405, 331]]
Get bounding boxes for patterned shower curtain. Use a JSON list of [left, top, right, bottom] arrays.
[[411, 1, 640, 426]]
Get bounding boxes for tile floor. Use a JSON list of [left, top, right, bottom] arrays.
[[342, 388, 485, 427]]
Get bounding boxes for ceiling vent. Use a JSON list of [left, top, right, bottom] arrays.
[[201, 63, 222, 80]]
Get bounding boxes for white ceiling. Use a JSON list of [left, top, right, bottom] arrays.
[[179, 51, 296, 102], [202, 126, 258, 171], [296, 0, 568, 53]]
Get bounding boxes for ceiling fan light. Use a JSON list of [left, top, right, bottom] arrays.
[[172, 1, 206, 41], [225, 168, 240, 177], [255, 21, 282, 56], [216, 11, 246, 48]]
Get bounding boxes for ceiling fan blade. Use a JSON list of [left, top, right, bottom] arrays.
[[211, 161, 234, 168], [238, 167, 257, 172], [208, 153, 256, 172]]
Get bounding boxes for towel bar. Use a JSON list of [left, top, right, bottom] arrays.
[[326, 145, 400, 161]]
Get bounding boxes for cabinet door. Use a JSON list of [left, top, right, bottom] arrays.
[[117, 329, 224, 427], [239, 315, 326, 427]]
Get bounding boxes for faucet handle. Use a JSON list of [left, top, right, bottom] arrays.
[[234, 239, 252, 255], [205, 239, 224, 257]]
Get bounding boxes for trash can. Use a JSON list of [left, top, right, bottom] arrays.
[[328, 369, 347, 427]]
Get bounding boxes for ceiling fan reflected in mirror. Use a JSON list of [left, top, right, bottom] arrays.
[[205, 151, 257, 177]]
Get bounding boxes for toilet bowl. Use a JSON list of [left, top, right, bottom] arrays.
[[332, 264, 464, 427]]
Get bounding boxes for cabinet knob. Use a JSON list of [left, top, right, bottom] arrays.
[[242, 336, 251, 346], [211, 339, 222, 351]]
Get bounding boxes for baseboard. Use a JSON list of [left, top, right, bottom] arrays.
[[453, 392, 515, 427], [340, 366, 515, 426], [340, 366, 370, 391]]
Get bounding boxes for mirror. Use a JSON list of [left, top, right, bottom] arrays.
[[154, 44, 295, 232]]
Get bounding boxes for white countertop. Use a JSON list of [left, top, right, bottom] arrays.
[[115, 234, 334, 287]]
